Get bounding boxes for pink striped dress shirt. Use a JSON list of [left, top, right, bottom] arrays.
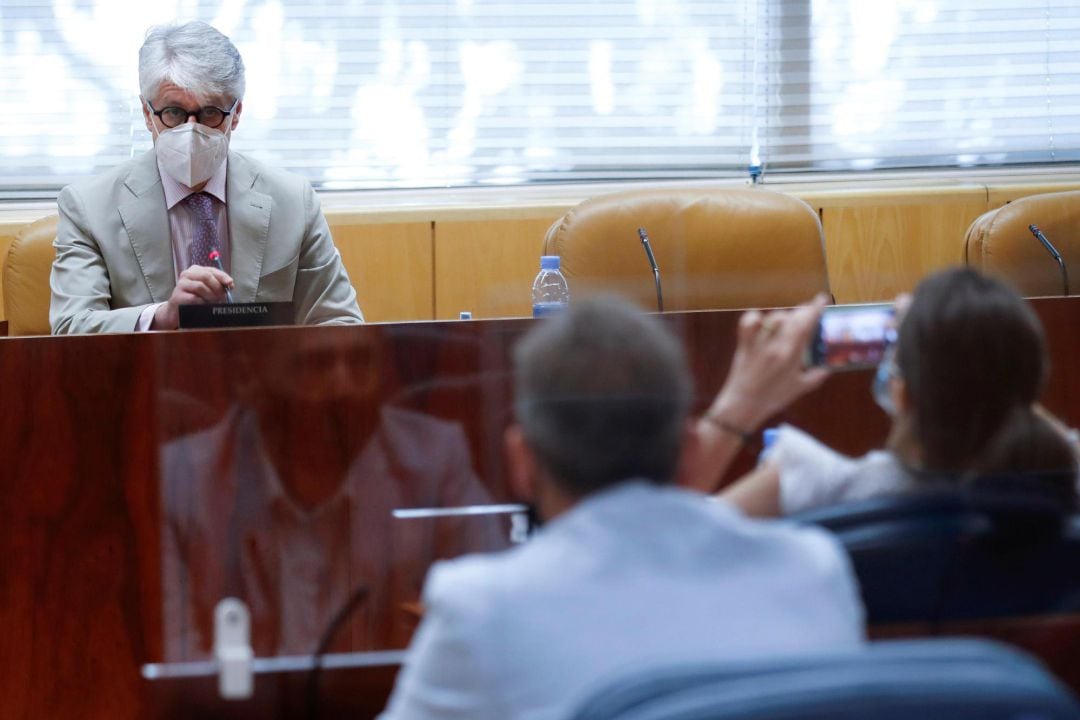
[[136, 157, 232, 331]]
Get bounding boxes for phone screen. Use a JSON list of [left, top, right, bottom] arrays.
[[808, 303, 897, 370]]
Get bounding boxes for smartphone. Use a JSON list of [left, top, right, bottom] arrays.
[[807, 303, 897, 370]]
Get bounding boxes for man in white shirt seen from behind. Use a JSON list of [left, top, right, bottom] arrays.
[[380, 295, 864, 720]]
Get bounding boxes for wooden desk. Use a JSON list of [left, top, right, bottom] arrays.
[[0, 300, 1077, 718]]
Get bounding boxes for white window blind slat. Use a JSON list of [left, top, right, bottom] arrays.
[[1, 0, 1078, 193], [757, 0, 1080, 173]]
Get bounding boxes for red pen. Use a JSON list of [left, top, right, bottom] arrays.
[[208, 250, 234, 303]]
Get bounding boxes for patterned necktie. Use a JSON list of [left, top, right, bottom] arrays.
[[183, 191, 217, 268]]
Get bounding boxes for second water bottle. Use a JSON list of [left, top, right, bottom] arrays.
[[532, 255, 569, 317]]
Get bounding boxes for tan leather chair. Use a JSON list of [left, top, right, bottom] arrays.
[[542, 188, 830, 311], [964, 190, 1080, 297], [3, 215, 58, 336]]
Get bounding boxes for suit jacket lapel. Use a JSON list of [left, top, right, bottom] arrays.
[[117, 150, 175, 303], [226, 152, 271, 303]]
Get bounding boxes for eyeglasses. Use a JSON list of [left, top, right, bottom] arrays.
[[147, 99, 238, 129]]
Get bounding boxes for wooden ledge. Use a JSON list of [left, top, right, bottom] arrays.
[[6, 165, 1080, 226]]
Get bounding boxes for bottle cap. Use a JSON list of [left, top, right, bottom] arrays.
[[540, 255, 560, 270], [762, 427, 780, 449]]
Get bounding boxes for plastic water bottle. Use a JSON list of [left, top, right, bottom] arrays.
[[748, 163, 763, 185], [532, 255, 569, 317]]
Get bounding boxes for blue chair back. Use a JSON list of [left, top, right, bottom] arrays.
[[792, 491, 1080, 624], [569, 639, 1079, 720]]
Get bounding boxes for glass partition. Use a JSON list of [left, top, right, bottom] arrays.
[[154, 321, 525, 662]]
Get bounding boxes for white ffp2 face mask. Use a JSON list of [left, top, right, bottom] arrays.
[[154, 121, 230, 188]]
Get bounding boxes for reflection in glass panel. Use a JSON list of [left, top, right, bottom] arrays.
[[159, 327, 512, 660]]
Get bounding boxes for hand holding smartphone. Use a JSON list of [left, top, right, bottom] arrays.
[[806, 303, 897, 370]]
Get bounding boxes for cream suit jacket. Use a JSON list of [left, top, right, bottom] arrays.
[[50, 149, 363, 334], [379, 482, 864, 720]]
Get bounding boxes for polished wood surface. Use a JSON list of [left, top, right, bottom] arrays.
[[872, 614, 1080, 693], [0, 298, 1078, 718], [147, 661, 399, 719], [0, 332, 161, 719]]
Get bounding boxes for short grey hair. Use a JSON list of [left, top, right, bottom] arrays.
[[139, 21, 245, 104], [513, 295, 693, 497]]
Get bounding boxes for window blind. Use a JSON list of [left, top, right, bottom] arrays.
[[0, 0, 1077, 195], [757, 0, 1080, 173]]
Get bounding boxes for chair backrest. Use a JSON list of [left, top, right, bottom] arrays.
[[3, 214, 58, 336], [543, 188, 829, 311], [570, 639, 1080, 720], [792, 491, 1080, 624], [964, 190, 1080, 297]]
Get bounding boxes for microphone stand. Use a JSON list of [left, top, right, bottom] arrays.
[[306, 584, 370, 720], [637, 228, 664, 313], [1028, 224, 1070, 296]]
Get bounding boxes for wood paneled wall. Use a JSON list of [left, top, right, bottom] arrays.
[[815, 189, 990, 304], [330, 219, 435, 323], [434, 216, 560, 319], [3, 177, 1080, 324]]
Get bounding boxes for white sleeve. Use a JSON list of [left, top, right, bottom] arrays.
[[773, 425, 913, 515], [379, 564, 502, 720], [136, 302, 166, 331], [772, 424, 864, 515]]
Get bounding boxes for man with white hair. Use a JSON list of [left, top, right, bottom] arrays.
[[50, 21, 363, 333]]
